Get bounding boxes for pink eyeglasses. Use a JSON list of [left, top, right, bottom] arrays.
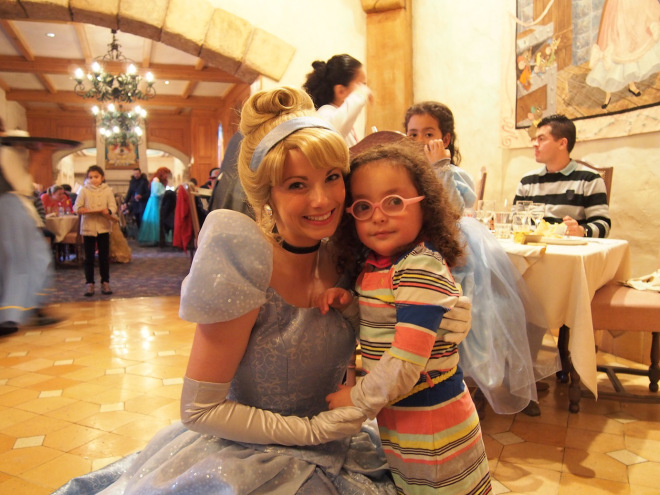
[[345, 194, 425, 220]]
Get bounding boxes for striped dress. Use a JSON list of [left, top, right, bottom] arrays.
[[354, 243, 491, 494], [514, 159, 611, 238]]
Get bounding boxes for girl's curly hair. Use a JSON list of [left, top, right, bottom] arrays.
[[334, 140, 464, 280]]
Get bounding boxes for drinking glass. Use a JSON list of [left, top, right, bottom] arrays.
[[529, 203, 545, 229], [512, 211, 531, 233], [494, 211, 512, 239], [477, 200, 496, 229]]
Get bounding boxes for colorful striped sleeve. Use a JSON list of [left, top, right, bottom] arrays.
[[389, 245, 460, 366]]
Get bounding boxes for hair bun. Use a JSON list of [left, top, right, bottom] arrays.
[[311, 60, 327, 77]]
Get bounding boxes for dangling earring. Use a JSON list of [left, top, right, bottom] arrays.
[[263, 204, 273, 218]]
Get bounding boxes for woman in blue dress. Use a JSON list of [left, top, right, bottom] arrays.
[[138, 167, 171, 245], [53, 87, 473, 494]]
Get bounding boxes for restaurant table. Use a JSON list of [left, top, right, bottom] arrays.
[[499, 237, 631, 412], [44, 214, 79, 243]]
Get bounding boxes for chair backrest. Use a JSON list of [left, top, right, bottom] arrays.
[[475, 166, 487, 201], [576, 159, 613, 205]]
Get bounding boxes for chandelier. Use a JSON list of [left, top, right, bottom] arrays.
[[92, 103, 146, 147], [73, 29, 155, 103]]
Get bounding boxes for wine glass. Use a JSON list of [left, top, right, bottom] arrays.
[[529, 203, 545, 230], [477, 200, 496, 229]]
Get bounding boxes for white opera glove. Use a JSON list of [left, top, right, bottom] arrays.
[[439, 295, 472, 344], [180, 376, 366, 446], [350, 353, 424, 419]]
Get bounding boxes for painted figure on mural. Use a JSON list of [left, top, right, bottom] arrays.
[[586, 0, 660, 109]]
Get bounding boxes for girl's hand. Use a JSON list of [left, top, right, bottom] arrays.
[[424, 139, 451, 164], [315, 288, 353, 315], [326, 384, 355, 409], [77, 207, 87, 214]]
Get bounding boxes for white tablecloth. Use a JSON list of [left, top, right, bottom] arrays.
[[499, 237, 631, 397], [45, 215, 79, 243]]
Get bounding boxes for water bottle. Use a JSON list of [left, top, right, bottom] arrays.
[[58, 206, 64, 217]]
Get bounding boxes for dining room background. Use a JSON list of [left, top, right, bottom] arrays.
[[0, 0, 656, 274]]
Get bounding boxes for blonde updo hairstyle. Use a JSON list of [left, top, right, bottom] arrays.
[[238, 86, 350, 240]]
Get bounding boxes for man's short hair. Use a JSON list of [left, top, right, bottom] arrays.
[[537, 114, 576, 152]]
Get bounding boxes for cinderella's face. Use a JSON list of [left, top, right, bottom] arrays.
[[270, 149, 345, 247]]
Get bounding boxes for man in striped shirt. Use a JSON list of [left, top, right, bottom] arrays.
[[514, 114, 611, 238]]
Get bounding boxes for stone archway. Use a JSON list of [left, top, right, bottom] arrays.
[[0, 0, 295, 83]]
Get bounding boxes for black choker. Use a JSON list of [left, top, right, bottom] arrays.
[[281, 240, 321, 254]]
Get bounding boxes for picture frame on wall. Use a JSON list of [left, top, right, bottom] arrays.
[[514, 0, 660, 134], [105, 141, 139, 170]]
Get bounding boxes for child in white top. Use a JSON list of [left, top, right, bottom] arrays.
[[73, 165, 116, 297]]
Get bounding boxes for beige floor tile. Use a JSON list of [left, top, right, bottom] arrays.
[[14, 395, 78, 415], [112, 416, 174, 441], [480, 411, 515, 435], [0, 388, 41, 408], [5, 373, 53, 388], [0, 432, 16, 453], [0, 445, 62, 475], [69, 431, 144, 459], [43, 400, 100, 423], [0, 476, 52, 495], [564, 426, 626, 453], [0, 414, 70, 438], [500, 441, 564, 472], [558, 472, 630, 494], [483, 433, 504, 461], [123, 394, 175, 415], [511, 420, 568, 447], [76, 408, 147, 432], [0, 407, 38, 430], [562, 447, 628, 483], [623, 420, 660, 442], [42, 423, 106, 452], [628, 461, 660, 489], [493, 461, 561, 494], [567, 410, 625, 434], [22, 452, 91, 490], [625, 435, 660, 462]]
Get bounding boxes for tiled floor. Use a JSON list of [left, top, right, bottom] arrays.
[[0, 297, 658, 494]]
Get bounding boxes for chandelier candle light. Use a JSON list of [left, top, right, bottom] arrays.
[[73, 30, 155, 103], [92, 103, 146, 147], [73, 29, 156, 147]]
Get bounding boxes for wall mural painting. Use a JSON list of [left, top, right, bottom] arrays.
[[515, 0, 660, 138], [105, 142, 139, 170]]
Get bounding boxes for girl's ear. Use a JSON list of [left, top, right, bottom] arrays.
[[442, 132, 452, 148], [333, 84, 348, 105]]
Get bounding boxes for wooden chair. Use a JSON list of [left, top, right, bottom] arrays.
[[475, 166, 487, 201], [590, 282, 660, 403], [576, 159, 613, 204]]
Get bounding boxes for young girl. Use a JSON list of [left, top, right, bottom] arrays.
[[319, 142, 491, 494], [74, 165, 116, 297], [404, 101, 476, 211], [303, 53, 372, 146], [404, 102, 559, 416], [138, 166, 171, 245]]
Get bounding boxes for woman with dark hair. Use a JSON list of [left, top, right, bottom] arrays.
[[138, 167, 171, 246], [303, 54, 372, 146]]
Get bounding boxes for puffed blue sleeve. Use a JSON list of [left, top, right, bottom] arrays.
[[179, 209, 273, 323]]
